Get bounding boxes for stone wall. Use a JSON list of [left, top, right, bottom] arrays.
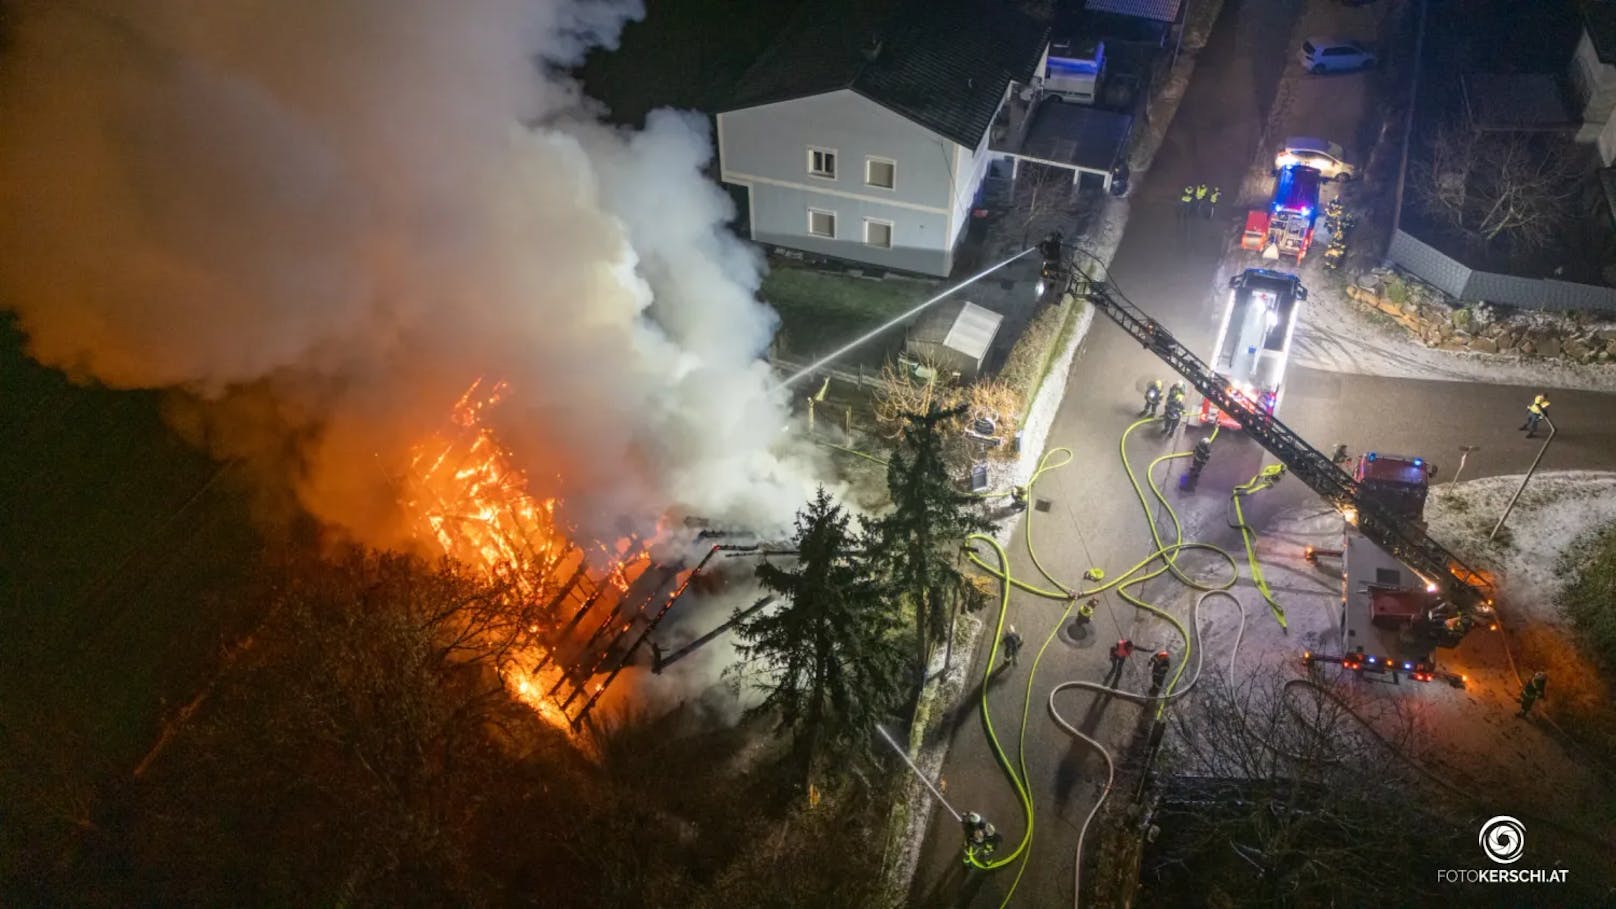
[[1346, 268, 1616, 364]]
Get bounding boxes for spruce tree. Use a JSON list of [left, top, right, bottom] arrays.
[[876, 404, 993, 690], [732, 487, 906, 780]]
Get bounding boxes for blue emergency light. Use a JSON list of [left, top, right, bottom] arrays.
[[1413, 457, 1423, 467]]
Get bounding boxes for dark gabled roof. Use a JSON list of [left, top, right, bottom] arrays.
[[1586, 3, 1616, 64], [722, 0, 1050, 149], [1084, 0, 1184, 23]]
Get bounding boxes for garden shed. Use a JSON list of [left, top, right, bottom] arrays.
[[905, 299, 1003, 380]]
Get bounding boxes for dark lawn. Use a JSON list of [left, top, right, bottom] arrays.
[[0, 317, 265, 888], [761, 262, 941, 364]]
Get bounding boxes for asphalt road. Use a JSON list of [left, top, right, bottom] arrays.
[[907, 0, 1616, 906]]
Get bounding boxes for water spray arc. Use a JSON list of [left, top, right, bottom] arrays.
[[772, 247, 1037, 392]]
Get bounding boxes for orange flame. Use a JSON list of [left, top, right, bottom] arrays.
[[402, 379, 652, 728]]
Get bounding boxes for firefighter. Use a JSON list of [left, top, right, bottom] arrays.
[[1001, 626, 1024, 667], [1078, 597, 1098, 625], [1107, 638, 1134, 687], [1179, 184, 1195, 218], [1206, 185, 1222, 219], [1331, 443, 1351, 465], [1194, 183, 1209, 215], [1163, 382, 1187, 434], [1148, 649, 1172, 693], [1519, 394, 1550, 437], [1141, 379, 1164, 416], [1009, 485, 1029, 512], [1039, 231, 1065, 273], [1516, 670, 1547, 717], [961, 811, 1001, 860], [1191, 436, 1213, 475]]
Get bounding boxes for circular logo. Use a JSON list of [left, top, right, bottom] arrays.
[[1478, 815, 1525, 864]]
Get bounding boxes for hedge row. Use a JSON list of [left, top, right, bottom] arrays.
[[999, 292, 1085, 423]]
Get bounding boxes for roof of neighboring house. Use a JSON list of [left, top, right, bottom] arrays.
[[1083, 0, 1185, 24], [1584, 4, 1616, 64], [1461, 74, 1578, 132], [721, 0, 1050, 149]]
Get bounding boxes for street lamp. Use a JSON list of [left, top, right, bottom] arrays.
[[1489, 418, 1554, 541], [1450, 445, 1479, 485]]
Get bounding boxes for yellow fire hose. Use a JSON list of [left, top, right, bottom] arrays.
[[958, 416, 1263, 904]]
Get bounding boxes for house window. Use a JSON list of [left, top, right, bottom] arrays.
[[808, 208, 836, 238], [808, 147, 837, 179], [864, 218, 893, 249], [1375, 568, 1401, 587], [865, 157, 896, 189]]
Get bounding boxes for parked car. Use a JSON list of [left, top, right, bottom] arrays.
[[1298, 38, 1375, 74], [1274, 137, 1355, 181]]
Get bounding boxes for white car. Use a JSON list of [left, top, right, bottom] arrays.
[[1299, 38, 1376, 74], [1275, 137, 1355, 181]]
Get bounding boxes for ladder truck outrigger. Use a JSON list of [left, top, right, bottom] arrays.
[[1038, 240, 1496, 685]]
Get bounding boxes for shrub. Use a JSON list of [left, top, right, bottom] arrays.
[[1000, 294, 1084, 422], [1383, 275, 1410, 305], [1557, 523, 1616, 670]]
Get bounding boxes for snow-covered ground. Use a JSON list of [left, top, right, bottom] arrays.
[[1137, 471, 1616, 857], [1292, 270, 1616, 393]]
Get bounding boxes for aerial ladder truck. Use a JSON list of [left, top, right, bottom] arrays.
[[1040, 240, 1496, 681]]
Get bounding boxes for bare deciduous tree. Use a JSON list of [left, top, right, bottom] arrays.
[[1410, 121, 1583, 252], [1018, 163, 1075, 244], [874, 359, 1021, 464], [1143, 674, 1469, 906]]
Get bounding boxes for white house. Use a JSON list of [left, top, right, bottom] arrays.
[[1569, 5, 1616, 163], [716, 0, 1049, 277]]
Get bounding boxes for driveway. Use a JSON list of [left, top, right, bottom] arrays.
[[907, 0, 1616, 905]]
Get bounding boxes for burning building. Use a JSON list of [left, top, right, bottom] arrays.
[[0, 0, 813, 725]]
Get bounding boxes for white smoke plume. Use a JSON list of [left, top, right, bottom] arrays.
[[0, 0, 811, 549]]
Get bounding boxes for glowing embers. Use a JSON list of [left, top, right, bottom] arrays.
[[402, 378, 658, 728]]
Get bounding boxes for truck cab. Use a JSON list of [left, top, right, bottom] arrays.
[[1267, 165, 1322, 260], [1199, 268, 1306, 429], [1038, 38, 1104, 105]]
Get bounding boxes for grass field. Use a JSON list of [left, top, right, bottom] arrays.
[[0, 317, 265, 888], [762, 263, 940, 363]]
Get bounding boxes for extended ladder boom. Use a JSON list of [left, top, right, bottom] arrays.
[[1074, 274, 1494, 616]]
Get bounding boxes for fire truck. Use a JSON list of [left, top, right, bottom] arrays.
[[1305, 452, 1473, 685], [1239, 164, 1322, 261], [1038, 243, 1496, 684], [1199, 268, 1305, 429]]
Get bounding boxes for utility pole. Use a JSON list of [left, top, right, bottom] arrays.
[[1490, 418, 1554, 541]]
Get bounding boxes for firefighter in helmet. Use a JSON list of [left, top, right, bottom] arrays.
[[1179, 184, 1195, 217], [1192, 436, 1213, 474], [961, 811, 1001, 862], [1166, 380, 1187, 408], [1194, 183, 1209, 212], [1206, 185, 1222, 219], [1141, 379, 1164, 416], [1148, 649, 1172, 693], [1039, 231, 1065, 272]]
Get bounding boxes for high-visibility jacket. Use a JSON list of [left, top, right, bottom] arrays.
[[1528, 397, 1548, 416], [1180, 186, 1194, 203], [1195, 184, 1209, 200], [1209, 187, 1222, 204]]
